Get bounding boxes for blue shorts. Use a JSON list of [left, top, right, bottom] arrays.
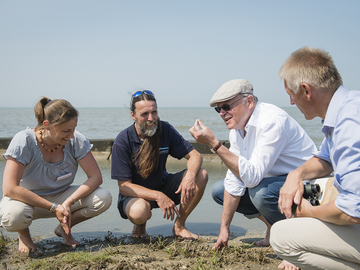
[[117, 169, 186, 219]]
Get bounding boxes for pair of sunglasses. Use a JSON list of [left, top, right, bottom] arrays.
[[133, 90, 154, 98], [214, 97, 243, 113]]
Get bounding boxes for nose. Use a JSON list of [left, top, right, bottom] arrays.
[[148, 113, 154, 122], [219, 108, 227, 116], [69, 129, 75, 138]]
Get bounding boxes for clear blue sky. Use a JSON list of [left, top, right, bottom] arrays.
[[1, 0, 359, 108]]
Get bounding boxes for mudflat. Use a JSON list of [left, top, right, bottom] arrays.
[[0, 232, 282, 270]]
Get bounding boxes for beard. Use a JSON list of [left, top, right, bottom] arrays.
[[136, 118, 159, 137]]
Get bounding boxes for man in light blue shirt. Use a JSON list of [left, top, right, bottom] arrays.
[[272, 47, 360, 270]]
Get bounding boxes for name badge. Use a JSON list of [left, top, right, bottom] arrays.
[[159, 147, 169, 154], [57, 173, 72, 181]]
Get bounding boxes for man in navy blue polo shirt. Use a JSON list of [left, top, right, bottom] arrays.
[[111, 90, 208, 239]]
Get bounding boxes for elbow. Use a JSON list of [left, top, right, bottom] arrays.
[[118, 181, 131, 195], [2, 186, 14, 198], [2, 189, 10, 198], [91, 173, 103, 187], [97, 175, 103, 186]]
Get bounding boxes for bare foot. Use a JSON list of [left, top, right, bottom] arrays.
[[18, 229, 36, 252], [54, 225, 80, 247], [278, 260, 299, 270], [131, 223, 147, 238], [255, 227, 270, 246], [172, 222, 198, 240]]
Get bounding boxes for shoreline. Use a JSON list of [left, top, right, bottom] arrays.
[[0, 138, 229, 162]]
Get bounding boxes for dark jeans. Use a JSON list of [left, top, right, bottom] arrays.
[[211, 176, 287, 225]]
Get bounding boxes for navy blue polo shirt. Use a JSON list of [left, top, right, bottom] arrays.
[[111, 121, 194, 190]]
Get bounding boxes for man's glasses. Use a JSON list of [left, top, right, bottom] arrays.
[[133, 90, 154, 98], [215, 96, 245, 113]]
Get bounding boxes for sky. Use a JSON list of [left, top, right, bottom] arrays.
[[1, 0, 360, 108]]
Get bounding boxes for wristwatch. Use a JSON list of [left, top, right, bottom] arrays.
[[49, 203, 58, 213], [210, 141, 222, 153]]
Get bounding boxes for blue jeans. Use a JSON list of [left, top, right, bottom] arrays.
[[211, 176, 287, 225]]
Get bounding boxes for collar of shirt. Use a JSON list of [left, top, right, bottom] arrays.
[[244, 102, 261, 136], [322, 86, 348, 137], [130, 123, 143, 145]]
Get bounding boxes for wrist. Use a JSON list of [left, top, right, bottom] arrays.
[[49, 202, 58, 213], [70, 195, 76, 205], [210, 141, 222, 153]]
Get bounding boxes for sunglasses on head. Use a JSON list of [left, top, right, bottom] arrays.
[[132, 90, 154, 98]]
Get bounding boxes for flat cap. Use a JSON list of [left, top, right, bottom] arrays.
[[209, 79, 253, 107]]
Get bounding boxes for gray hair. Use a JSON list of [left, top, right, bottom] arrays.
[[278, 47, 342, 94]]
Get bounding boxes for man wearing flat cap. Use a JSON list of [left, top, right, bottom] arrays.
[[190, 79, 316, 251]]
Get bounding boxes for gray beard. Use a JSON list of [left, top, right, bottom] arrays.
[[137, 121, 158, 137]]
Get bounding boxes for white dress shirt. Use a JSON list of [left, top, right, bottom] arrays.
[[224, 102, 317, 197]]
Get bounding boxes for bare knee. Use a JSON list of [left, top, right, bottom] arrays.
[[126, 198, 151, 225]]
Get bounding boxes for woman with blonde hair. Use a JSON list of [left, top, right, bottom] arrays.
[[0, 97, 112, 252]]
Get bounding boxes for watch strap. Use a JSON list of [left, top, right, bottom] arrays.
[[210, 141, 222, 153]]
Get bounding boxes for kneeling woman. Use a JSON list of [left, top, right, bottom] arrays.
[[0, 97, 112, 252]]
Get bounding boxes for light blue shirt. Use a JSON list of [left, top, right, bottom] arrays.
[[4, 128, 91, 196], [313, 86, 360, 218]]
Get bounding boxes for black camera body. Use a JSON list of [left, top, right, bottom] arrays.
[[279, 183, 321, 213]]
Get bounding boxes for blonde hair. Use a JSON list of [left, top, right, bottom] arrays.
[[278, 47, 342, 94], [34, 97, 78, 130]]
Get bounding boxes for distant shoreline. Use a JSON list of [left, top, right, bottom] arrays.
[[0, 138, 229, 162]]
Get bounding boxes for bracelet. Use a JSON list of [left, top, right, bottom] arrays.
[[49, 203, 58, 213], [210, 141, 222, 153], [70, 196, 75, 204]]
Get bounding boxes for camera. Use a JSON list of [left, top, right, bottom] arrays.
[[279, 183, 321, 213]]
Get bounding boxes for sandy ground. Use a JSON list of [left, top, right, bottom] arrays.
[[0, 232, 282, 270]]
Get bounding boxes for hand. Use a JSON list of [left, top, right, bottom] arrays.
[[54, 204, 71, 235], [189, 119, 217, 147], [156, 192, 180, 221], [294, 198, 312, 218], [175, 172, 196, 205], [213, 227, 230, 250], [278, 171, 304, 219]]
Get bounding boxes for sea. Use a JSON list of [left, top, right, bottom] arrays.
[[0, 107, 324, 241]]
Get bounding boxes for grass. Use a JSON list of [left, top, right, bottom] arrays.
[[0, 231, 277, 270], [27, 250, 115, 270], [0, 228, 11, 254]]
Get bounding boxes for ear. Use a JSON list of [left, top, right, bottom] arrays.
[[130, 111, 136, 121], [43, 120, 50, 129], [301, 83, 312, 101], [247, 95, 255, 108]]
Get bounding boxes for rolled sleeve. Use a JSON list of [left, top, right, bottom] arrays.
[[313, 137, 331, 164], [335, 192, 360, 218], [224, 169, 246, 197]]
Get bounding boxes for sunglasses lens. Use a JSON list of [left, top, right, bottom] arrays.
[[223, 104, 231, 111], [133, 90, 154, 98], [143, 90, 154, 95], [133, 91, 143, 97], [215, 104, 231, 113]]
